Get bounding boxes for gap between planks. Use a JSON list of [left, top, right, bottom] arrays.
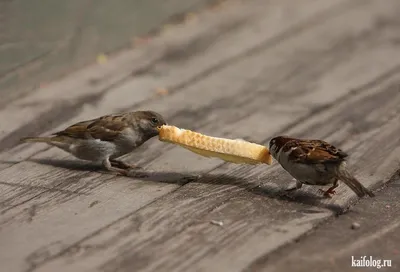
[[0, 0, 352, 153], [1, 0, 393, 225], [35, 66, 400, 272], [0, 0, 352, 271], [1, 0, 400, 271]]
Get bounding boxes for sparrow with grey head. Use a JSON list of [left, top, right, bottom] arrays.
[[21, 111, 167, 176], [269, 136, 374, 198]]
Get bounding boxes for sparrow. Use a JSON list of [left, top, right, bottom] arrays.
[[269, 136, 375, 198], [20, 110, 167, 175]]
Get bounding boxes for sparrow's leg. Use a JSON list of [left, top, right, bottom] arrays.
[[103, 159, 129, 175], [105, 159, 148, 178], [109, 159, 142, 170], [286, 180, 303, 192], [318, 179, 339, 198]]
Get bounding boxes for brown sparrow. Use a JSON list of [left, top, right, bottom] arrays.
[[20, 111, 167, 175], [269, 136, 374, 198]]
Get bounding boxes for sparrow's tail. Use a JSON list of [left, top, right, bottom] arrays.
[[20, 137, 54, 144], [336, 162, 375, 198]]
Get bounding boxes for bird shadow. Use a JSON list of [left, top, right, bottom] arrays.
[[18, 158, 344, 213], [183, 173, 345, 214], [28, 158, 105, 172]]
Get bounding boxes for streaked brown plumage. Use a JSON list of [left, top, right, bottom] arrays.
[[269, 136, 374, 198], [21, 110, 167, 175]]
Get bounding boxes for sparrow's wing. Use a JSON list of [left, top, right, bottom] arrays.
[[285, 139, 348, 164], [52, 119, 96, 139], [53, 114, 129, 141]]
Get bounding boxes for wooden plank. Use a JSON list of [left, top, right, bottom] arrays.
[[37, 65, 400, 272], [0, 0, 384, 217], [170, 72, 400, 272], [5, 0, 398, 271], [0, 0, 217, 106], [248, 172, 400, 272], [0, 1, 355, 271], [0, 0, 346, 220], [0, 0, 345, 153]]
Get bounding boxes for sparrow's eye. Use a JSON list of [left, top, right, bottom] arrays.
[[150, 117, 159, 125]]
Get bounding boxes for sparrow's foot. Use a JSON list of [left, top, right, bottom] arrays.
[[109, 167, 129, 176], [103, 159, 129, 176], [105, 159, 148, 178], [318, 188, 336, 198], [111, 169, 149, 178], [319, 180, 339, 198], [110, 159, 142, 170]]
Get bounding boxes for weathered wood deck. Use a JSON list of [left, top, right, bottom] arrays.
[[1, 0, 400, 271]]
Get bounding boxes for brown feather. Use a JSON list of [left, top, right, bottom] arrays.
[[53, 114, 129, 142], [337, 162, 375, 197], [283, 139, 348, 164]]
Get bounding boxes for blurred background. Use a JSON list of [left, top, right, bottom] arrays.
[[0, 0, 214, 104]]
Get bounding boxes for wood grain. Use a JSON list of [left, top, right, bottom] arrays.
[[0, 0, 346, 223], [0, 1, 355, 271], [38, 63, 400, 272], [0, 0, 337, 170], [0, 0, 374, 226], [0, 0, 340, 153], [255, 173, 400, 272], [3, 0, 395, 271], [0, 0, 219, 107]]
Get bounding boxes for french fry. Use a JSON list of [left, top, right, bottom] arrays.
[[158, 125, 272, 165]]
